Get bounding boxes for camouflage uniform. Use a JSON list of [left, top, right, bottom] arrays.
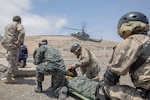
[[34, 44, 66, 94], [33, 48, 39, 64], [33, 48, 37, 60], [96, 13, 150, 100], [1, 21, 25, 76], [33, 43, 42, 65], [76, 48, 100, 79], [103, 34, 150, 100]]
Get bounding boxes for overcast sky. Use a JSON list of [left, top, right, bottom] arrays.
[[0, 0, 150, 42]]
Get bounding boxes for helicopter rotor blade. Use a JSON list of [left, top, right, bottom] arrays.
[[63, 27, 82, 31], [81, 22, 87, 32]]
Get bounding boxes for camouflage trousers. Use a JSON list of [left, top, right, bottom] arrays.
[[6, 49, 19, 74], [80, 66, 99, 80], [97, 84, 147, 100], [36, 62, 67, 93]]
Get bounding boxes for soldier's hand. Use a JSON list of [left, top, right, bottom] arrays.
[[69, 64, 76, 69], [13, 42, 20, 47], [33, 61, 38, 65], [66, 68, 78, 77]]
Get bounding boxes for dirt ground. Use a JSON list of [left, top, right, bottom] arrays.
[[0, 57, 80, 100], [0, 36, 133, 100], [0, 57, 133, 100]]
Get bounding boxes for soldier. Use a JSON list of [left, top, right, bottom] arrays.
[[69, 43, 101, 81], [34, 39, 67, 100], [1, 16, 25, 84], [18, 43, 28, 68], [95, 12, 150, 100]]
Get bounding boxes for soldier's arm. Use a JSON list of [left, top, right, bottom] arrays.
[[34, 47, 45, 65], [16, 24, 25, 45], [75, 50, 90, 68], [109, 37, 141, 75], [33, 49, 37, 60], [102, 37, 142, 86]]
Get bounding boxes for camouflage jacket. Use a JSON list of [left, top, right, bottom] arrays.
[[76, 48, 100, 75], [108, 34, 150, 90], [33, 47, 40, 60], [35, 44, 66, 72], [1, 22, 25, 51]]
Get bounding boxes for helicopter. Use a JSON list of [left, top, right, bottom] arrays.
[[64, 24, 102, 42]]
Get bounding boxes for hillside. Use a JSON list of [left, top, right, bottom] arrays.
[[0, 35, 118, 57]]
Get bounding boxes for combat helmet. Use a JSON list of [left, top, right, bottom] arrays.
[[70, 43, 80, 53], [118, 12, 149, 38], [13, 16, 21, 22], [41, 39, 48, 45]]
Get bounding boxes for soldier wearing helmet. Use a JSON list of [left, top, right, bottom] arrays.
[[1, 15, 25, 84], [70, 43, 81, 58], [69, 43, 101, 81], [95, 12, 150, 100], [41, 39, 48, 45], [13, 16, 21, 22], [34, 39, 67, 100]]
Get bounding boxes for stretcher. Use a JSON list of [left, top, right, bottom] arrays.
[[67, 76, 98, 100]]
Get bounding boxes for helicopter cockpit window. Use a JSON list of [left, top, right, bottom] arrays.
[[77, 32, 82, 35], [75, 32, 78, 34], [78, 33, 81, 35]]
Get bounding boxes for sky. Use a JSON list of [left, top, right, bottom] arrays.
[[0, 0, 150, 42]]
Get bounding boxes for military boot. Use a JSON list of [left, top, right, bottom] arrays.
[[58, 86, 68, 100], [34, 81, 43, 93], [5, 73, 18, 84]]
